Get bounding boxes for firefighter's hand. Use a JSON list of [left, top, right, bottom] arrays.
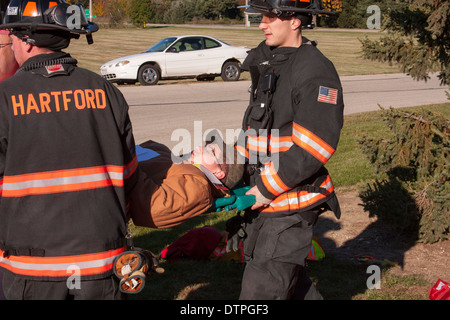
[[246, 186, 271, 210]]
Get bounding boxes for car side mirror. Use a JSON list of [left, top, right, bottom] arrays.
[[167, 47, 178, 53]]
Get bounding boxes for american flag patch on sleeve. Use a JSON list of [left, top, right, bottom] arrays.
[[318, 86, 338, 105]]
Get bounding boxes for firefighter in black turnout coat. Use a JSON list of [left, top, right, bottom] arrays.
[[0, 0, 139, 299], [234, 0, 344, 299]]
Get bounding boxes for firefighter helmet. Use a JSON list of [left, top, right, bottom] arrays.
[[1, 0, 98, 40], [245, 0, 334, 17]]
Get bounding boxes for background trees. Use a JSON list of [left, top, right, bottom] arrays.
[[358, 0, 449, 243], [360, 0, 449, 91], [79, 0, 244, 26], [79, 0, 436, 30], [129, 0, 155, 27]]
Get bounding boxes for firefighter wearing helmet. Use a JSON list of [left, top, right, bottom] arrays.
[[1, 0, 98, 49], [232, 0, 344, 299], [0, 0, 140, 299]]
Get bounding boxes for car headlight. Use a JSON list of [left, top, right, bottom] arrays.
[[115, 60, 130, 67]]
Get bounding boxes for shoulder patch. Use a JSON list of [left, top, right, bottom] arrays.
[[318, 86, 338, 105]]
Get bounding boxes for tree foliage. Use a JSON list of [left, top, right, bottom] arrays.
[[358, 1, 449, 243], [88, 0, 242, 25], [322, 0, 343, 12], [360, 0, 450, 90], [358, 107, 449, 243], [320, 0, 390, 28], [103, 0, 130, 26], [129, 0, 155, 27], [194, 0, 241, 20]]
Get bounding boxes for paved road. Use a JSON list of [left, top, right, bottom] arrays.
[[120, 73, 448, 148]]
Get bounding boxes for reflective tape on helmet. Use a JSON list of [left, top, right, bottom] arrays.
[[22, 1, 38, 17]]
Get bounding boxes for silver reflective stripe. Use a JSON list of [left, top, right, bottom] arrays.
[[292, 129, 332, 161], [271, 140, 293, 150], [270, 179, 333, 208], [3, 172, 123, 191], [262, 165, 286, 195], [0, 255, 117, 272]]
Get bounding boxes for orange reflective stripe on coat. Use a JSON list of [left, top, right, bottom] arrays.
[[292, 122, 335, 164], [235, 144, 249, 160], [262, 175, 334, 213], [260, 162, 290, 196], [247, 135, 293, 155], [248, 135, 268, 153], [0, 156, 137, 197], [269, 135, 293, 153], [0, 246, 126, 278]]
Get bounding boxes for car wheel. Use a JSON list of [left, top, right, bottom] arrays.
[[138, 64, 160, 86], [221, 61, 241, 81]]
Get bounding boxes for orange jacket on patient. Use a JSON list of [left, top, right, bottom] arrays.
[[128, 140, 228, 229]]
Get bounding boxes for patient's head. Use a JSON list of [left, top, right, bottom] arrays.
[[190, 143, 226, 179], [190, 142, 244, 190]]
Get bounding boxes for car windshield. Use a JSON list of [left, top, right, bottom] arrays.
[[145, 37, 177, 52]]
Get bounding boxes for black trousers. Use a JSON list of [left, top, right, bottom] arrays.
[[239, 209, 323, 300], [0, 271, 5, 300], [1, 272, 125, 300]]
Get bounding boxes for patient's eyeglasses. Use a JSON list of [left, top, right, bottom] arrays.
[[0, 43, 12, 49], [205, 145, 224, 172]]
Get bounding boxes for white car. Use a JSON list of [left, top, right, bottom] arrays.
[[100, 35, 250, 85]]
